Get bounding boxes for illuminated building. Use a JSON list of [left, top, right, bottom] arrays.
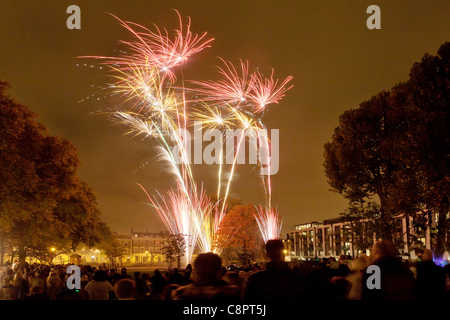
[[287, 212, 448, 262]]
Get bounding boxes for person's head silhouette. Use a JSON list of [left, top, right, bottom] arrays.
[[193, 252, 222, 282], [265, 239, 285, 262]]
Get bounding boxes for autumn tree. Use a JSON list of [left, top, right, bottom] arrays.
[[0, 80, 106, 264], [214, 204, 262, 265], [209, 195, 243, 214]]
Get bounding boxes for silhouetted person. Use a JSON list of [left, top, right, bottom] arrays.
[[223, 271, 244, 297], [361, 240, 415, 300], [114, 279, 136, 300], [330, 276, 352, 300], [107, 269, 121, 285], [243, 239, 308, 300], [181, 269, 193, 285], [132, 271, 147, 300], [443, 264, 450, 300], [150, 269, 166, 300], [169, 268, 183, 285], [414, 249, 447, 300], [23, 285, 49, 300], [172, 252, 241, 300]]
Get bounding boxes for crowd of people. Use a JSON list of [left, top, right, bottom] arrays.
[[2, 239, 450, 300]]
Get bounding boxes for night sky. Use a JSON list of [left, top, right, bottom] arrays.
[[2, 0, 450, 236]]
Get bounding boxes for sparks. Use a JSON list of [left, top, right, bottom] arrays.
[[80, 10, 291, 263]]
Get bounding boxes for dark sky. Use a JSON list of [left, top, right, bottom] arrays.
[[2, 0, 450, 236]]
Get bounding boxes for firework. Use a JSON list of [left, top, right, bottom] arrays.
[[139, 181, 226, 262], [80, 10, 214, 84], [189, 58, 253, 107], [190, 58, 293, 114], [248, 69, 293, 113], [254, 206, 283, 242], [82, 10, 291, 262]]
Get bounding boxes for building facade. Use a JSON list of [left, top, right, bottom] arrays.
[[110, 229, 169, 266], [286, 213, 442, 261], [4, 229, 171, 267]]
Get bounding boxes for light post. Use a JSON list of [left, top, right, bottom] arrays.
[[50, 248, 56, 264]]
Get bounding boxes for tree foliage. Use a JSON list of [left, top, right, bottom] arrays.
[[324, 42, 450, 257], [0, 80, 107, 263], [103, 240, 124, 268], [214, 203, 261, 265], [324, 90, 401, 241], [209, 195, 243, 214], [161, 233, 186, 269]]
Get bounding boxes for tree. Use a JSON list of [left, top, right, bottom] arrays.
[[104, 240, 124, 269], [209, 195, 243, 214], [161, 233, 186, 269], [324, 90, 403, 242], [324, 42, 450, 258], [389, 42, 450, 259], [0, 80, 106, 264], [343, 201, 404, 254], [214, 204, 261, 265]]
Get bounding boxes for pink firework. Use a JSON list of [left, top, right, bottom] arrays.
[[254, 206, 283, 242], [189, 58, 253, 107], [189, 59, 293, 113], [248, 69, 293, 113], [80, 10, 214, 84]]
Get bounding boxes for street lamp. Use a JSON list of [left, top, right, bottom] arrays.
[[49, 248, 56, 265]]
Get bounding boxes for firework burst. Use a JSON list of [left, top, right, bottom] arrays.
[[80, 10, 214, 84], [190, 59, 293, 114], [254, 205, 283, 242], [189, 58, 253, 107], [248, 69, 294, 113], [82, 10, 291, 261]]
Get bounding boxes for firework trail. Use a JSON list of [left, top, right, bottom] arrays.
[[82, 10, 292, 261], [101, 11, 223, 260], [190, 59, 292, 231], [190, 58, 293, 113], [138, 181, 218, 263], [254, 205, 283, 242], [189, 58, 253, 108], [248, 69, 294, 113], [79, 10, 214, 85]]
